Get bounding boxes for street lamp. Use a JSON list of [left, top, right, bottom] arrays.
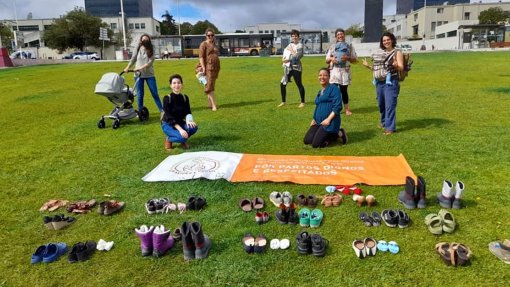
[[120, 0, 127, 51], [176, 0, 181, 36]]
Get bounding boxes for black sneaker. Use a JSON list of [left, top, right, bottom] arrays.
[[381, 209, 398, 228], [371, 211, 382, 226], [397, 210, 410, 228], [311, 234, 328, 257], [296, 231, 312, 255]]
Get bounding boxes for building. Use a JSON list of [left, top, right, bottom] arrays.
[[84, 0, 153, 17], [397, 0, 470, 15], [363, 0, 383, 42]]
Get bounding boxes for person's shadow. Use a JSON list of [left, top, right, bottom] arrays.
[[398, 118, 451, 132], [193, 99, 273, 111]]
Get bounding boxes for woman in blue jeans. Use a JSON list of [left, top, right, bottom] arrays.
[[161, 74, 198, 150], [124, 34, 163, 114], [362, 32, 404, 135]]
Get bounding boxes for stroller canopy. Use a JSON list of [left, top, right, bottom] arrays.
[[95, 73, 125, 96]]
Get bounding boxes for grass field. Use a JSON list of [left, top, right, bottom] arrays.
[[0, 51, 509, 287]]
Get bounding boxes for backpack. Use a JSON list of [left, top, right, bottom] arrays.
[[398, 53, 413, 82]]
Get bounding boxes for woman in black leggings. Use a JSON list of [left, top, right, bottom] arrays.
[[279, 29, 305, 108]]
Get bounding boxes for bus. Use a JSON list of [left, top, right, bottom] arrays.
[[182, 33, 276, 57]]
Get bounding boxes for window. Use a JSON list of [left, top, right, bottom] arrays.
[[397, 25, 401, 32], [414, 14, 418, 21], [437, 8, 444, 14], [141, 23, 145, 29], [464, 12, 470, 20], [259, 30, 262, 33], [128, 23, 134, 29], [447, 30, 457, 37], [264, 30, 269, 33], [111, 23, 117, 30], [156, 26, 159, 32], [135, 23, 140, 29]]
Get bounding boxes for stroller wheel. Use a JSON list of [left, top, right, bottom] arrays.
[[138, 107, 149, 122], [97, 119, 106, 129], [112, 119, 121, 129]]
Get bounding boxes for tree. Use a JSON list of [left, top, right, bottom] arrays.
[[180, 22, 193, 35], [43, 7, 109, 52], [160, 10, 178, 35], [0, 23, 14, 51], [345, 24, 363, 38], [479, 7, 509, 24], [191, 20, 221, 35]]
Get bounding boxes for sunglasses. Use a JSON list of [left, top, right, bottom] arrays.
[[207, 34, 214, 37]]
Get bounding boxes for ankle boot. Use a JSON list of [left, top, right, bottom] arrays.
[[181, 222, 195, 260], [398, 176, 416, 209], [416, 176, 427, 208], [437, 180, 454, 208], [152, 225, 174, 257], [135, 225, 154, 257], [288, 203, 299, 225], [452, 181, 464, 209], [191, 222, 211, 259], [275, 203, 289, 224], [296, 231, 312, 255]]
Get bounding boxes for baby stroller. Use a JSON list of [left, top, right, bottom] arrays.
[[94, 71, 149, 129]]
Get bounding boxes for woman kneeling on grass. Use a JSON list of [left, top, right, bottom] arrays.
[[161, 74, 198, 150], [304, 68, 347, 148]]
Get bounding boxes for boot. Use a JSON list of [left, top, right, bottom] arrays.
[[296, 231, 311, 255], [288, 203, 299, 225], [437, 180, 454, 208], [190, 222, 211, 259], [398, 176, 416, 209], [152, 225, 174, 257], [135, 225, 154, 257], [181, 222, 195, 260], [416, 176, 427, 208], [452, 181, 464, 209], [275, 203, 289, 224], [311, 234, 328, 257]]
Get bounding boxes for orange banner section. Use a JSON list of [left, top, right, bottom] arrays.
[[230, 153, 415, 186]]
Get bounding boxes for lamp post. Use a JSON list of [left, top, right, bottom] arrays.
[[177, 0, 181, 35], [13, 0, 19, 52], [120, 0, 127, 51]]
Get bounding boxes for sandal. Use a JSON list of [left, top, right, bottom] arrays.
[[321, 195, 333, 207], [436, 242, 454, 265], [438, 209, 456, 233], [451, 243, 471, 266], [331, 194, 342, 206], [252, 197, 264, 210], [239, 198, 252, 212], [424, 213, 443, 235]]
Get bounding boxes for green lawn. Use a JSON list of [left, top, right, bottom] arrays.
[[0, 51, 509, 287]]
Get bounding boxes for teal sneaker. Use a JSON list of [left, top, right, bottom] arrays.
[[298, 208, 310, 227], [310, 209, 323, 228]]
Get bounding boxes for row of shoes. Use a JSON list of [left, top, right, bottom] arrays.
[[424, 209, 456, 235], [146, 196, 206, 214], [239, 197, 264, 212], [298, 208, 323, 228], [43, 214, 76, 230], [398, 176, 427, 209], [98, 200, 125, 215], [296, 231, 328, 257], [435, 242, 471, 266], [269, 191, 292, 207], [242, 233, 267, 253], [437, 180, 465, 209], [325, 185, 363, 196], [382, 209, 411, 228], [135, 225, 175, 257]]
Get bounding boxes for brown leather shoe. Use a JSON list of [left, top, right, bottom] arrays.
[[181, 142, 190, 149], [164, 138, 173, 150]]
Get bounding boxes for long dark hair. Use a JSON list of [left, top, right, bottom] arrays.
[[379, 32, 397, 50], [138, 34, 154, 58]]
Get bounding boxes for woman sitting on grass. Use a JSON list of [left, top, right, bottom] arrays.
[[161, 74, 198, 150], [304, 68, 347, 148]]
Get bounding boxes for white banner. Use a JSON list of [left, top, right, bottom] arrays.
[[142, 151, 243, 182]]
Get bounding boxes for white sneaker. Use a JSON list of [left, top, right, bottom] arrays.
[[97, 239, 107, 251], [270, 239, 280, 250], [104, 241, 114, 251], [279, 239, 290, 249]]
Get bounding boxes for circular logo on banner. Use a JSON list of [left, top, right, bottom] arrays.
[[170, 157, 220, 174]]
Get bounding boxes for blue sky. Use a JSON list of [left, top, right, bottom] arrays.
[[0, 0, 506, 32]]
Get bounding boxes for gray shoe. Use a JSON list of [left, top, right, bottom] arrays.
[[437, 180, 454, 208], [398, 176, 416, 209], [416, 176, 427, 209]]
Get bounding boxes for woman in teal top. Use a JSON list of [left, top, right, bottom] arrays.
[[304, 68, 347, 148]]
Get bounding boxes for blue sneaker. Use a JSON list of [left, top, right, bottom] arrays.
[[42, 242, 67, 263], [31, 244, 48, 264]]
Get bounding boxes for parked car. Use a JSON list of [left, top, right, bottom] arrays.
[[397, 44, 412, 51], [63, 51, 100, 60], [10, 50, 36, 59]]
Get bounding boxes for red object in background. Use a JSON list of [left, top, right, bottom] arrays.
[[0, 47, 14, 67]]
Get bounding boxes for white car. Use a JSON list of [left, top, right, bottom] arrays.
[[73, 52, 100, 60], [10, 50, 36, 59], [398, 44, 412, 51]]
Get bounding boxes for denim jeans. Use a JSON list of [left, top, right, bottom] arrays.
[[161, 122, 198, 143], [376, 78, 400, 132], [136, 76, 163, 112]]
